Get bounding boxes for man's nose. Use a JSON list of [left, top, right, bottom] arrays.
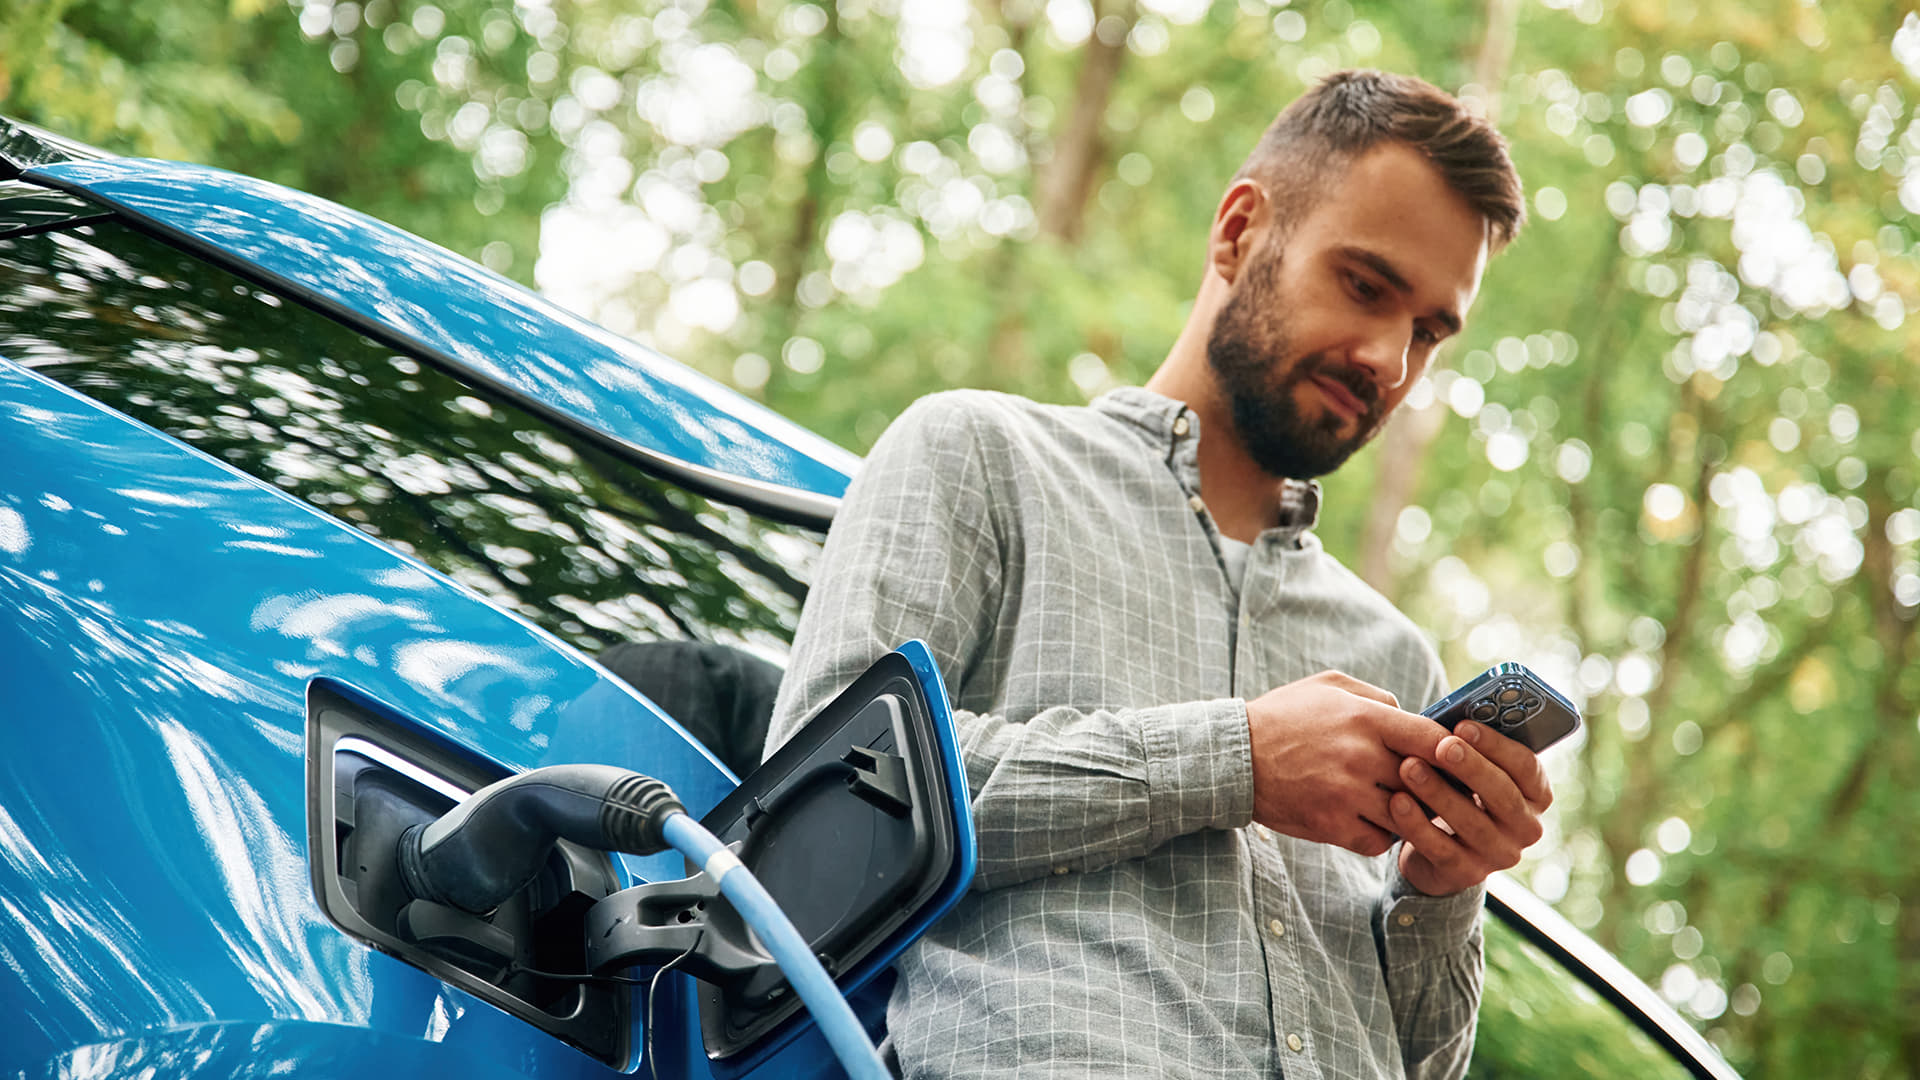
[[1350, 319, 1413, 392]]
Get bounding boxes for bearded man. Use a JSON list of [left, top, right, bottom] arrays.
[[767, 69, 1551, 1080]]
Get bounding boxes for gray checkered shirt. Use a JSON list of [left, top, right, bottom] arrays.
[[768, 387, 1483, 1080]]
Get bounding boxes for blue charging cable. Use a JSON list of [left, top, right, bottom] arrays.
[[659, 810, 891, 1080]]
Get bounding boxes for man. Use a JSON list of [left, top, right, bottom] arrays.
[[768, 69, 1549, 1079]]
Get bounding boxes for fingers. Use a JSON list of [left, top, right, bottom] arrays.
[[1270, 812, 1399, 859], [1374, 706, 1449, 763], [1391, 796, 1499, 897], [1275, 786, 1403, 857], [1395, 738, 1546, 870], [1371, 702, 1558, 896], [1400, 722, 1550, 816], [1312, 669, 1399, 709], [1390, 781, 1510, 896], [1398, 755, 1474, 823], [1390, 790, 1468, 870], [1358, 786, 1402, 842], [1348, 823, 1399, 859], [1429, 728, 1545, 835], [1454, 722, 1554, 809]]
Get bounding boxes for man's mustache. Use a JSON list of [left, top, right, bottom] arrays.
[[1295, 356, 1382, 413]]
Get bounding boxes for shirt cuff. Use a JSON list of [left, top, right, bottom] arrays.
[[1379, 860, 1487, 967], [1138, 698, 1254, 847]]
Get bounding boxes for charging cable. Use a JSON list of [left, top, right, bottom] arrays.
[[398, 765, 890, 1080]]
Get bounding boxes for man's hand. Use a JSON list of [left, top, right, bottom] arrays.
[[1246, 671, 1451, 858], [1388, 720, 1553, 896]]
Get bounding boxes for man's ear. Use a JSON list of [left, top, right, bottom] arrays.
[[1207, 179, 1270, 287]]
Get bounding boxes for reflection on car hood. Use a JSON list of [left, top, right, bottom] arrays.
[[25, 154, 858, 515]]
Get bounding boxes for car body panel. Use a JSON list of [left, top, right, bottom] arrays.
[[1486, 875, 1739, 1080], [23, 156, 856, 520], [0, 117, 109, 172], [0, 360, 737, 1076]]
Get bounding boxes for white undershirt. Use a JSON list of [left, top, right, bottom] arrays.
[[1218, 534, 1252, 592]]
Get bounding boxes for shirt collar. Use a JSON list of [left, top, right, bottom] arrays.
[[1091, 387, 1322, 536]]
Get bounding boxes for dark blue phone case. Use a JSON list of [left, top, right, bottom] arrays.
[[1420, 662, 1581, 754]]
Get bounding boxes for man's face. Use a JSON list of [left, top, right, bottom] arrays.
[[1206, 141, 1491, 480]]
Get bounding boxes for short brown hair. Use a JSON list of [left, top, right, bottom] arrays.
[[1237, 69, 1526, 250]]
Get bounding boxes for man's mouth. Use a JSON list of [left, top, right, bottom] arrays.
[[1307, 372, 1371, 422]]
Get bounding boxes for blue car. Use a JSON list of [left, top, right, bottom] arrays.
[[0, 117, 1739, 1080]]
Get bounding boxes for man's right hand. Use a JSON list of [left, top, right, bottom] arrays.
[[1245, 671, 1449, 857]]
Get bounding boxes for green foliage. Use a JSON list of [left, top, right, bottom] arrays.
[[0, 0, 559, 276], [15, 0, 1920, 1073]]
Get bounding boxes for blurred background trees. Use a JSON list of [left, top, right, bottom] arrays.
[[7, 0, 1920, 1073]]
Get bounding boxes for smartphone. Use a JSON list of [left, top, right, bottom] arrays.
[[1421, 662, 1581, 754]]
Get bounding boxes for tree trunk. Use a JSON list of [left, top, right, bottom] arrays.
[[1353, 0, 1522, 592], [773, 7, 846, 324], [1035, 4, 1131, 243], [1473, 0, 1521, 107], [1355, 405, 1445, 588]]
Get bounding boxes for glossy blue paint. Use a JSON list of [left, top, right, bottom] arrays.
[[24, 1020, 585, 1080], [26, 157, 857, 504], [0, 360, 737, 1076]]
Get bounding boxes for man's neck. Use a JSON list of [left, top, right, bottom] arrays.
[[1144, 364, 1287, 545], [1192, 416, 1287, 544]]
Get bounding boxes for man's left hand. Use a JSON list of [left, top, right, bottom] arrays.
[[1388, 720, 1552, 896]]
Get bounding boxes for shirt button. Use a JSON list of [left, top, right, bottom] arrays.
[[1053, 865, 1070, 876], [1254, 824, 1272, 842], [1268, 918, 1286, 938], [1286, 1033, 1305, 1053], [1171, 415, 1190, 437], [1187, 495, 1206, 514], [1396, 912, 1417, 927]]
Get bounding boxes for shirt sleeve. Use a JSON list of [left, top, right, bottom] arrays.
[[1375, 874, 1485, 1080], [766, 393, 1254, 892]]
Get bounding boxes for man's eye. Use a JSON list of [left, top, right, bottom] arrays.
[[1348, 273, 1382, 302], [1414, 325, 1440, 346]]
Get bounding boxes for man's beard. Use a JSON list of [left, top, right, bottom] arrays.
[[1205, 249, 1387, 480]]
